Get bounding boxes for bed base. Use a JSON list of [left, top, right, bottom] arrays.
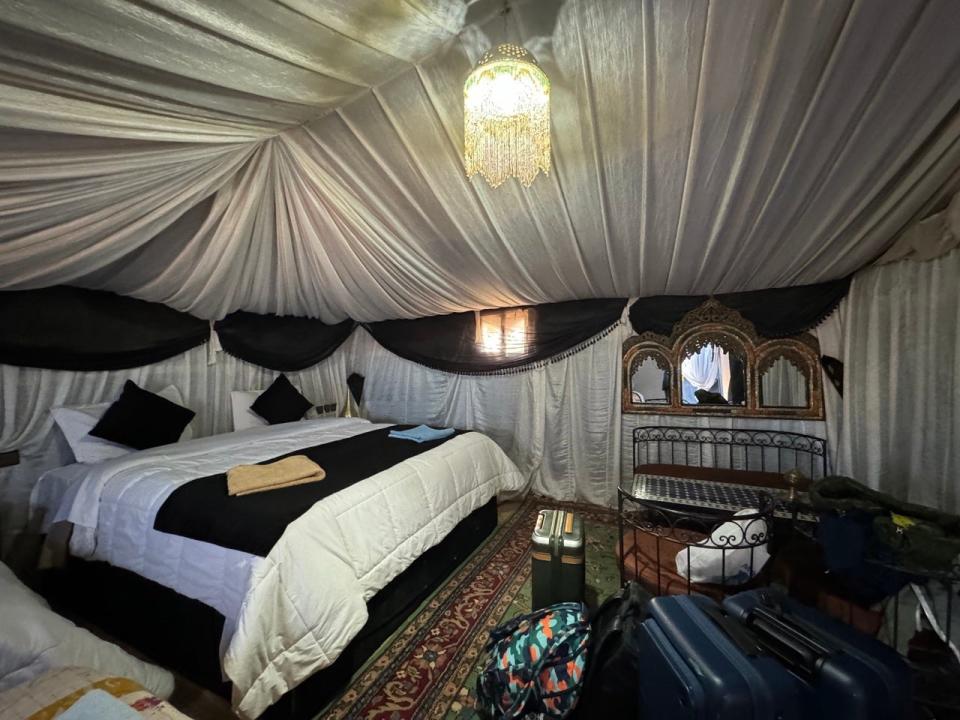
[[44, 497, 499, 719]]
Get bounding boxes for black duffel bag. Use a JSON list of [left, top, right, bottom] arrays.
[[570, 581, 651, 719]]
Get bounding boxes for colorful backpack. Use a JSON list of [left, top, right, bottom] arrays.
[[476, 602, 590, 719]]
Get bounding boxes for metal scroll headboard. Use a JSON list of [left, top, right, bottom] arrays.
[[632, 426, 828, 480]]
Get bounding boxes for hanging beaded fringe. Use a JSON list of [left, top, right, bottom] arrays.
[[464, 44, 551, 188]]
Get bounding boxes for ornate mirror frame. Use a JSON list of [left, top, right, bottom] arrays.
[[622, 299, 824, 419]]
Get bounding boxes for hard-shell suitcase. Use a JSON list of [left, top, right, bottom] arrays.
[[636, 593, 804, 720], [723, 588, 913, 720], [531, 509, 584, 610]]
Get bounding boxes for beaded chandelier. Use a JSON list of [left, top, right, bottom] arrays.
[[464, 43, 551, 188]]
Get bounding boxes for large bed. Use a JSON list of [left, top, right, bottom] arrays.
[[30, 417, 526, 718]]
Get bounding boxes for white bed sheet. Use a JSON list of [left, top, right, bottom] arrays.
[[30, 417, 525, 718]]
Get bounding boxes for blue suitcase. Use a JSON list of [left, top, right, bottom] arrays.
[[723, 588, 913, 720], [636, 594, 805, 720]]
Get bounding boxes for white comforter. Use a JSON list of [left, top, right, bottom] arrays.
[[31, 418, 526, 718]]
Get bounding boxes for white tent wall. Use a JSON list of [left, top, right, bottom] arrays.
[[839, 248, 960, 510], [342, 319, 627, 506], [2, 250, 959, 558]]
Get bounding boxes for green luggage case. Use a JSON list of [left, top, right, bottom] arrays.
[[531, 509, 585, 610]]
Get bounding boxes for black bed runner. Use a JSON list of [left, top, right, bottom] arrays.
[[153, 425, 462, 557]]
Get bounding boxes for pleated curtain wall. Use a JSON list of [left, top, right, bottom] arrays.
[[839, 248, 960, 511]]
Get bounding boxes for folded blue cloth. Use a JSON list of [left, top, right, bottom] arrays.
[[388, 424, 455, 443], [59, 690, 141, 720]]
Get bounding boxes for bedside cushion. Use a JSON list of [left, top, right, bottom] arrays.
[[249, 374, 313, 425], [89, 381, 195, 450], [52, 385, 193, 464]]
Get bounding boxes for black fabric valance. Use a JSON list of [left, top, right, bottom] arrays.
[[629, 277, 851, 338], [0, 286, 210, 371], [214, 311, 355, 371], [365, 298, 627, 375]]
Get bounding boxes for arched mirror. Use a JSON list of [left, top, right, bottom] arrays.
[[622, 299, 824, 419], [630, 353, 670, 405], [678, 339, 746, 407], [759, 352, 812, 409]]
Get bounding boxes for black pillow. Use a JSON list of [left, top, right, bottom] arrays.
[[250, 374, 313, 424], [90, 380, 196, 450]]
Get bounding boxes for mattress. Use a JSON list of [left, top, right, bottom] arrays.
[[30, 417, 526, 718]]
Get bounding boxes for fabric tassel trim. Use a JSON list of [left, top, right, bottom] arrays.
[[363, 320, 623, 377]]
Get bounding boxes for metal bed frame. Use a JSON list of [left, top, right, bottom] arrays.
[[618, 487, 776, 595], [619, 425, 824, 595], [631, 425, 828, 480]]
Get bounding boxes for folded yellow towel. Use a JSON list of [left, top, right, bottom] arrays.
[[227, 455, 326, 496]]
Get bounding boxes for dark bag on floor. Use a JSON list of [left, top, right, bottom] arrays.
[[476, 602, 590, 719], [569, 582, 650, 719]]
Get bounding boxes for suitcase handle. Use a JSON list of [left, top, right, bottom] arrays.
[[699, 603, 766, 658], [550, 512, 564, 593], [743, 605, 834, 681]]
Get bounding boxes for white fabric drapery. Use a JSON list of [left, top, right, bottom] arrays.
[[344, 321, 626, 507], [681, 346, 721, 391], [0, 0, 465, 142], [838, 249, 960, 511], [1, 1, 959, 321], [877, 189, 960, 265]]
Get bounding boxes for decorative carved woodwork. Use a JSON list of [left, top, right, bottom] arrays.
[[623, 299, 824, 419]]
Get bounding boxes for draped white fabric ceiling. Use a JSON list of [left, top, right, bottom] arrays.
[[1, 0, 959, 321]]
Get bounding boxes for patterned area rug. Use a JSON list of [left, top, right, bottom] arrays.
[[321, 496, 619, 720]]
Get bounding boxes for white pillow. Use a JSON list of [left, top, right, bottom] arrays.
[[674, 509, 770, 586], [0, 561, 174, 697], [230, 390, 265, 432], [51, 385, 193, 464]]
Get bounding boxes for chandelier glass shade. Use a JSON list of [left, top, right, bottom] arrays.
[[464, 43, 551, 188]]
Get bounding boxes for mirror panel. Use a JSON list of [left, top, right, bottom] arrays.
[[679, 340, 746, 407], [760, 355, 810, 408], [621, 298, 824, 419], [630, 355, 670, 405]]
